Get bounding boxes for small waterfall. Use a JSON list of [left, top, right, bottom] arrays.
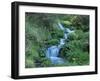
[[46, 46, 60, 58], [45, 22, 74, 64]]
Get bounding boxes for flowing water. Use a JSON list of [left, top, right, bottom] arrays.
[[46, 22, 74, 64]]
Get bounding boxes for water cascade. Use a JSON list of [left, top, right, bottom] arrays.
[[46, 22, 74, 64]]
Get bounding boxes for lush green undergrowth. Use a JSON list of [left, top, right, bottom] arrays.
[[25, 13, 89, 68]]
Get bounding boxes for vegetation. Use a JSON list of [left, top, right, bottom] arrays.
[[25, 13, 89, 68]]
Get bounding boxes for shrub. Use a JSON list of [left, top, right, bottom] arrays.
[[25, 58, 35, 68], [67, 33, 77, 41], [67, 50, 89, 65], [45, 39, 59, 46], [34, 57, 52, 67], [51, 29, 64, 39]]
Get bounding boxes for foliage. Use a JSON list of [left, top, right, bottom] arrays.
[[25, 13, 89, 68]]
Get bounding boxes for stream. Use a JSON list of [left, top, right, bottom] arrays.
[[46, 22, 74, 64]]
